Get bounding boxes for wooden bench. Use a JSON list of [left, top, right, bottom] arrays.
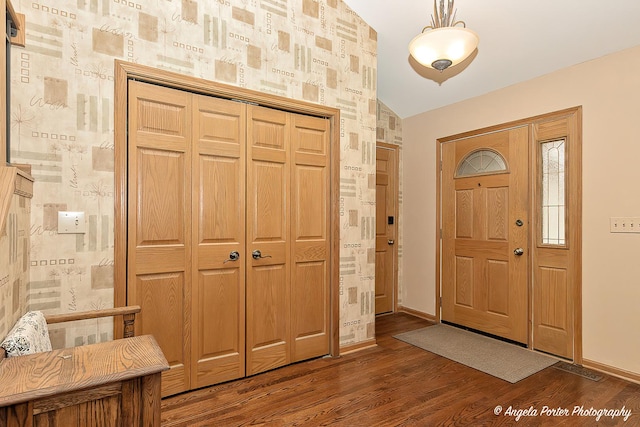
[[0, 306, 142, 360], [0, 306, 169, 427]]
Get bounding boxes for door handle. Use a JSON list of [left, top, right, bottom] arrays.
[[252, 250, 272, 260], [388, 239, 395, 245], [223, 251, 240, 263], [514, 248, 524, 256]]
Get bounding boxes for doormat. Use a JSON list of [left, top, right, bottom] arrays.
[[394, 324, 557, 383], [553, 361, 603, 382]]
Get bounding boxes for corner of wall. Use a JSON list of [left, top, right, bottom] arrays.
[[0, 168, 32, 339]]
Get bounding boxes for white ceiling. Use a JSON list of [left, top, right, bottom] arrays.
[[342, 0, 640, 118]]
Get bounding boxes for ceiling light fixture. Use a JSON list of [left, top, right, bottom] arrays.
[[409, 0, 479, 72]]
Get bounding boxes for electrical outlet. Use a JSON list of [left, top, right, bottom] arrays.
[[610, 217, 640, 233]]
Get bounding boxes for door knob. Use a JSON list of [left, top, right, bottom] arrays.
[[388, 239, 395, 245], [252, 250, 272, 260], [514, 248, 524, 256], [223, 251, 240, 263]]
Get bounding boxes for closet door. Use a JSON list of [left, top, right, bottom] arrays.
[[290, 114, 331, 362], [191, 96, 246, 387], [246, 106, 291, 375], [127, 83, 332, 391], [128, 81, 192, 396]]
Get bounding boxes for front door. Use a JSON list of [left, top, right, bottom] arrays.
[[441, 127, 529, 343], [375, 143, 398, 315]]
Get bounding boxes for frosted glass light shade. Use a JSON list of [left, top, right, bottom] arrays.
[[409, 27, 479, 70]]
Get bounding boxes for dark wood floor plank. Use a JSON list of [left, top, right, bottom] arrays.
[[161, 313, 640, 426]]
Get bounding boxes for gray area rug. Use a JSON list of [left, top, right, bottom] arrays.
[[394, 324, 557, 383]]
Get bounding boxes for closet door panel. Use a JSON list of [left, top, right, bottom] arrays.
[[290, 114, 331, 362], [192, 96, 246, 387], [128, 81, 192, 397], [246, 106, 291, 375]]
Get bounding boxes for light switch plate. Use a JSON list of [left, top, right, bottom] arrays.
[[58, 211, 86, 234], [610, 217, 640, 233]]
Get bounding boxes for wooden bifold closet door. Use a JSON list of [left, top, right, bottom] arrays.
[[127, 81, 330, 397]]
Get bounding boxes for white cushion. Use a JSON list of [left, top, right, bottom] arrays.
[[1, 311, 52, 357]]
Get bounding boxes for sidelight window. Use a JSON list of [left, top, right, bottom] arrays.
[[540, 139, 566, 246]]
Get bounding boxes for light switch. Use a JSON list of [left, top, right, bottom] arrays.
[[58, 211, 86, 234]]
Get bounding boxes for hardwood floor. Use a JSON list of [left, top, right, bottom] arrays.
[[161, 313, 640, 426]]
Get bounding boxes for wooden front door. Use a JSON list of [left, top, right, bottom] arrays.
[[128, 81, 330, 395], [375, 143, 398, 315], [441, 127, 529, 343]]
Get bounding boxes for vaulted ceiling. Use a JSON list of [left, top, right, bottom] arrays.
[[342, 0, 640, 118]]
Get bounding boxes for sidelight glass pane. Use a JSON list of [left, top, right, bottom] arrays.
[[541, 139, 566, 245], [456, 149, 507, 177]]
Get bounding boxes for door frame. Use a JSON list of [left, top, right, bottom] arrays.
[[435, 106, 582, 363], [375, 142, 399, 315], [112, 60, 341, 357]]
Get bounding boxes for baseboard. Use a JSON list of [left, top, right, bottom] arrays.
[[582, 359, 640, 385], [340, 338, 377, 355], [397, 305, 437, 323]]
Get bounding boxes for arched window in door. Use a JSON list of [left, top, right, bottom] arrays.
[[455, 149, 508, 177]]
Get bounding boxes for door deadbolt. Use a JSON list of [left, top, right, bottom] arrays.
[[515, 219, 524, 227]]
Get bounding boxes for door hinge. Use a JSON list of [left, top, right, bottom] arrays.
[[440, 160, 442, 171], [440, 228, 442, 238], [439, 296, 442, 307]]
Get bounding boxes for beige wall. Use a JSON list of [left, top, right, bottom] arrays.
[[403, 44, 640, 375], [9, 0, 377, 348]]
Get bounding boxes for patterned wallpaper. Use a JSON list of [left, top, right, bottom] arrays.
[[0, 192, 30, 340], [9, 0, 378, 348], [376, 100, 403, 305]]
